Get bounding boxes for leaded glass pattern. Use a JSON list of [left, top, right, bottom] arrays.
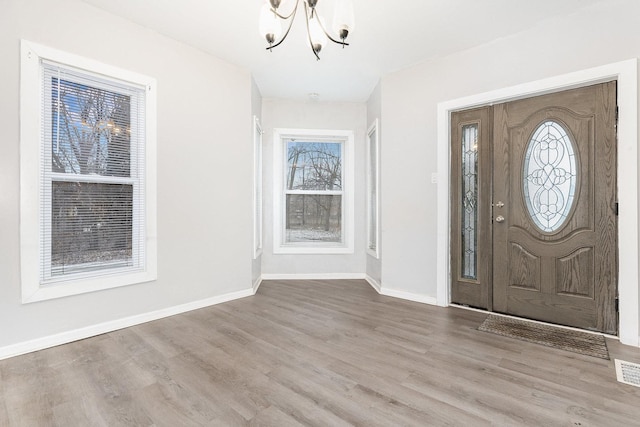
[[523, 120, 577, 233], [461, 124, 478, 280]]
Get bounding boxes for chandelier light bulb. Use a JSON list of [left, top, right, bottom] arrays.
[[259, 3, 282, 44], [308, 14, 327, 53], [332, 0, 354, 41]]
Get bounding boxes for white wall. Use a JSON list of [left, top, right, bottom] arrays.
[[261, 99, 367, 277], [366, 82, 382, 287], [0, 0, 254, 357], [380, 0, 640, 331]]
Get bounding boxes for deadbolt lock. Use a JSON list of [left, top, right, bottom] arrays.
[[494, 201, 505, 208]]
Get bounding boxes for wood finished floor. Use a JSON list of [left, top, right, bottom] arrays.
[[1, 279, 640, 426]]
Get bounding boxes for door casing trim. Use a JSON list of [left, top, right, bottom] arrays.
[[436, 59, 639, 347]]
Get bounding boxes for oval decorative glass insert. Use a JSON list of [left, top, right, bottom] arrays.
[[523, 120, 577, 233]]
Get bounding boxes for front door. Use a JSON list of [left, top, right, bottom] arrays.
[[451, 82, 618, 334]]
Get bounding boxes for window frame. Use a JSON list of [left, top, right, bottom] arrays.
[[20, 40, 157, 303], [253, 116, 263, 259], [272, 128, 354, 254], [367, 119, 381, 258]]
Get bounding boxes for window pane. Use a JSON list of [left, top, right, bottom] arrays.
[[286, 194, 342, 243], [51, 78, 131, 177], [461, 124, 478, 280], [368, 128, 377, 251], [51, 181, 133, 276], [286, 141, 342, 190], [253, 117, 263, 256], [523, 120, 577, 233]]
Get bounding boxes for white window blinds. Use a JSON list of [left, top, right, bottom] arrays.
[[40, 60, 146, 283]]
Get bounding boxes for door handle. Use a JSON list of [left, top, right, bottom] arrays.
[[495, 215, 505, 223]]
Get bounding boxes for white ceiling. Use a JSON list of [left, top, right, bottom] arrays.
[[83, 0, 604, 102]]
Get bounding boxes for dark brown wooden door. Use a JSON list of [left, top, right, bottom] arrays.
[[492, 82, 617, 334]]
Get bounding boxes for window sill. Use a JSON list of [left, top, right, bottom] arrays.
[[274, 244, 354, 255], [21, 269, 157, 304]]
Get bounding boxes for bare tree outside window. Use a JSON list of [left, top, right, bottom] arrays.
[[50, 78, 134, 275], [285, 141, 343, 243]]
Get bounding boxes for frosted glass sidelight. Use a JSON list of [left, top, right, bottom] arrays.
[[461, 124, 478, 280], [523, 120, 577, 233]]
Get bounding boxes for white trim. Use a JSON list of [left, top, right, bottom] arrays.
[[365, 275, 381, 292], [253, 116, 263, 259], [272, 128, 355, 255], [380, 287, 438, 306], [261, 273, 366, 280], [365, 275, 437, 305], [20, 40, 158, 303], [437, 59, 639, 347], [366, 119, 381, 258], [253, 276, 263, 294], [0, 288, 254, 361]]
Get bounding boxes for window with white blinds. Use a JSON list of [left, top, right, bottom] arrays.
[[41, 62, 145, 282], [20, 40, 157, 303]]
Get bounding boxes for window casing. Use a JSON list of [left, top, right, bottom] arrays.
[[273, 129, 354, 254], [367, 119, 380, 258], [253, 116, 263, 258], [20, 40, 157, 303]]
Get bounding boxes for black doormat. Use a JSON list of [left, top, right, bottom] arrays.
[[478, 315, 609, 359]]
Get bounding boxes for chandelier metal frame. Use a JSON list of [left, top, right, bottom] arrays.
[[260, 0, 352, 60]]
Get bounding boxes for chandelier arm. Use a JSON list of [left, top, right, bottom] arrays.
[[271, 0, 300, 20], [303, 2, 321, 60], [265, 2, 299, 51], [316, 16, 349, 47]]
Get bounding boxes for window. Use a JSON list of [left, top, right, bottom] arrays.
[[20, 40, 157, 303], [253, 116, 263, 258], [367, 119, 380, 258], [523, 120, 577, 233], [273, 129, 354, 254]]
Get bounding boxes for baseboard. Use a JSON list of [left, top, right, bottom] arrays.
[[379, 287, 438, 306], [0, 287, 255, 361], [364, 277, 438, 306], [252, 276, 263, 294], [261, 273, 367, 280], [365, 275, 381, 292]]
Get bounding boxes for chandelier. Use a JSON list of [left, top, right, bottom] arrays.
[[259, 0, 355, 60]]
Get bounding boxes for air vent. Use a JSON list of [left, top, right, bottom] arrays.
[[615, 359, 640, 387]]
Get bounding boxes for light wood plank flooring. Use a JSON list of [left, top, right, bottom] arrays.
[[1, 279, 640, 426]]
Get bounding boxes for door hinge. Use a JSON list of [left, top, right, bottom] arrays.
[[615, 297, 619, 312], [616, 106, 619, 123], [615, 202, 619, 216]]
